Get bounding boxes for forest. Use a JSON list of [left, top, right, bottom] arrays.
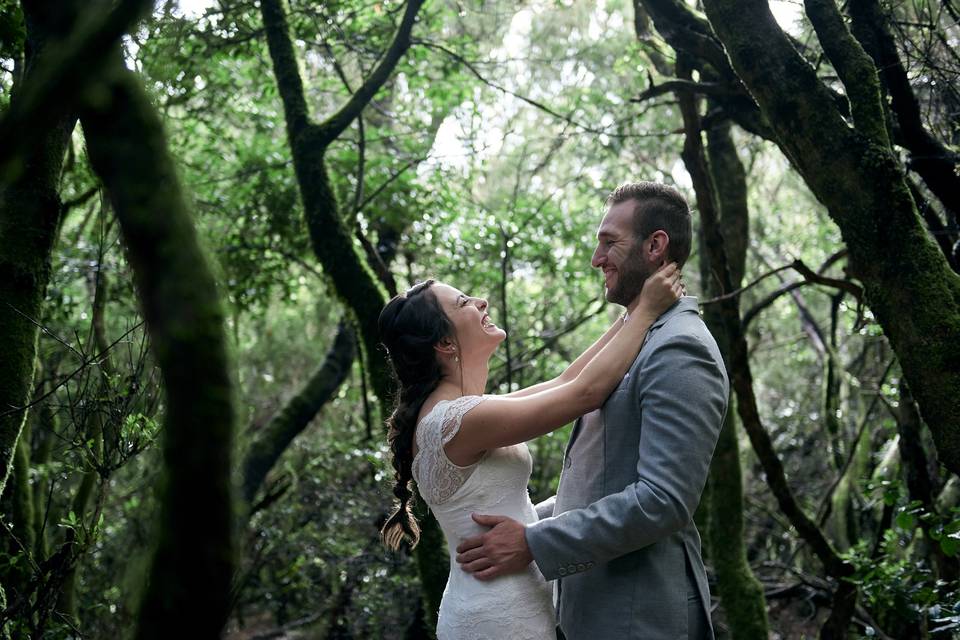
[[0, 0, 958, 638]]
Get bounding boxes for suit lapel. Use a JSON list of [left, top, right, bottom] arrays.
[[563, 298, 698, 455], [564, 415, 583, 456]]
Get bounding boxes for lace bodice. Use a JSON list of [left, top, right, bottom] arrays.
[[411, 395, 555, 639], [412, 395, 486, 505]]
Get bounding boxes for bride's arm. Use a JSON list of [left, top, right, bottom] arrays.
[[502, 315, 623, 399], [445, 264, 682, 464]]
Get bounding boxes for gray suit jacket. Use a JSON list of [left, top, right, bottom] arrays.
[[525, 297, 728, 639]]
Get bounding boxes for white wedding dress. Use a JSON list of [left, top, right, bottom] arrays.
[[411, 395, 555, 639]]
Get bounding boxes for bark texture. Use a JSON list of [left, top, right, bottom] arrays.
[[701, 0, 960, 476]]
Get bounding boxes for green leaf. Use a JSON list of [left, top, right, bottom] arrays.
[[895, 511, 916, 531], [940, 533, 960, 558]]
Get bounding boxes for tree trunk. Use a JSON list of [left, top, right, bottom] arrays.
[[0, 6, 77, 504], [701, 0, 960, 476], [257, 0, 448, 627], [686, 101, 769, 637], [703, 118, 769, 640], [677, 56, 856, 637], [79, 50, 236, 639]]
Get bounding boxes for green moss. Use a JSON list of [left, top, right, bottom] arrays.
[[709, 410, 770, 639], [0, 117, 74, 502]]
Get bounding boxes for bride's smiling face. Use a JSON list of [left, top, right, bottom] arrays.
[[431, 283, 506, 360]]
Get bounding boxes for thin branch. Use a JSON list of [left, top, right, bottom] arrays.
[[60, 186, 100, 214], [353, 154, 429, 215], [414, 39, 673, 139], [0, 319, 145, 420], [318, 0, 425, 145], [631, 76, 738, 103]]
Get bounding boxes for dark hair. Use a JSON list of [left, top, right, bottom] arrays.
[[606, 182, 692, 267], [377, 279, 454, 550]]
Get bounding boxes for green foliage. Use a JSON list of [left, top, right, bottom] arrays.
[[845, 531, 957, 636], [0, 0, 23, 62], [837, 480, 960, 636]]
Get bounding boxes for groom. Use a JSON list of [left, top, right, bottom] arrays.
[[455, 182, 728, 639]]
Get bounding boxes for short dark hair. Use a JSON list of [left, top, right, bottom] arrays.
[[606, 182, 692, 267]]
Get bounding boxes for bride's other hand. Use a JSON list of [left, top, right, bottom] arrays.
[[634, 262, 683, 319]]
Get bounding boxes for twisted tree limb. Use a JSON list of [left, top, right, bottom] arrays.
[[241, 322, 355, 507], [80, 49, 235, 639]]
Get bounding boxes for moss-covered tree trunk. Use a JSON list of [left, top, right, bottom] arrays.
[[703, 120, 770, 640], [681, 86, 768, 635], [258, 0, 449, 627], [0, 9, 77, 507], [701, 0, 960, 476], [0, 5, 85, 625], [79, 50, 236, 639], [677, 60, 856, 638]]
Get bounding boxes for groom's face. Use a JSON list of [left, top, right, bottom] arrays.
[[592, 200, 652, 307]]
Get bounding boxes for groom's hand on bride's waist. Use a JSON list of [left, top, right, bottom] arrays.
[[455, 513, 533, 581]]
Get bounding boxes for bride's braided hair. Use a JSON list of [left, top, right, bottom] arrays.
[[378, 280, 454, 550]]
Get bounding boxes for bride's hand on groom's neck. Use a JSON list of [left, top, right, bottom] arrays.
[[633, 262, 682, 320]]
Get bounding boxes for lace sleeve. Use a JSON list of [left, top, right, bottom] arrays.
[[413, 395, 486, 505]]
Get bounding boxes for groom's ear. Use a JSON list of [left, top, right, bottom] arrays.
[[646, 230, 670, 264]]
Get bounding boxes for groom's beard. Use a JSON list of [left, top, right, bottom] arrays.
[[607, 245, 651, 307]]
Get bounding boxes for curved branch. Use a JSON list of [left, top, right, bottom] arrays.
[[803, 0, 889, 145], [637, 0, 776, 139], [80, 52, 235, 638], [848, 0, 960, 220], [318, 0, 425, 146], [631, 77, 738, 103], [413, 39, 636, 138], [241, 322, 355, 508]]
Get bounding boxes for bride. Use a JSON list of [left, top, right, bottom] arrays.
[[377, 262, 682, 639]]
